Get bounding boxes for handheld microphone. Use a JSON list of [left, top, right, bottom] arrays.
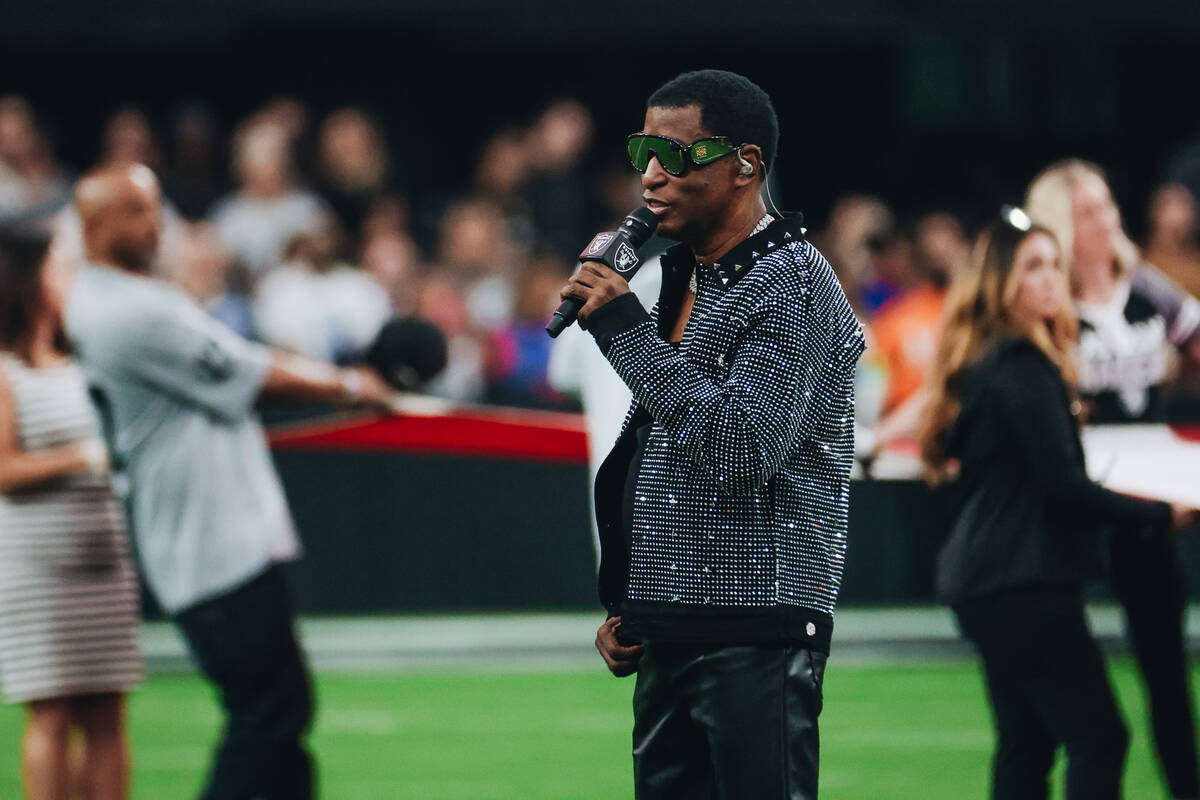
[[546, 206, 660, 338]]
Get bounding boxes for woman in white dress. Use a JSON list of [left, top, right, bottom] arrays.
[[0, 231, 142, 800]]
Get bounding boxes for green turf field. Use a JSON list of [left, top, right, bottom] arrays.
[[0, 659, 1182, 799]]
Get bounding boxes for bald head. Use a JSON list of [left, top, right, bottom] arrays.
[[75, 163, 162, 273]]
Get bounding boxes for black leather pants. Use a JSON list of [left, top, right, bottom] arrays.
[[632, 642, 826, 800]]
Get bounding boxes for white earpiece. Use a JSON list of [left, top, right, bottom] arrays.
[[737, 147, 754, 175]]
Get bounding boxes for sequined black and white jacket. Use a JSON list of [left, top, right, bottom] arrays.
[[585, 214, 864, 653]]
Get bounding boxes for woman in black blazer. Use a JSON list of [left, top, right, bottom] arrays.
[[919, 207, 1195, 800]]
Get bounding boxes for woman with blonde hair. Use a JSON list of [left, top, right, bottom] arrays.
[[921, 208, 1195, 799], [1027, 160, 1200, 799], [0, 230, 143, 799]]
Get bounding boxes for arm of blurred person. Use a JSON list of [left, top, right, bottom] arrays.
[[995, 345, 1194, 532], [1133, 265, 1200, 366], [870, 388, 929, 455], [103, 292, 391, 421], [0, 369, 108, 494], [261, 353, 391, 410]]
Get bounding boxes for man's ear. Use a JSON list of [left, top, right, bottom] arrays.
[[733, 145, 764, 187]]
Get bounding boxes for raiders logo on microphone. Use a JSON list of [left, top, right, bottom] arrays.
[[584, 232, 616, 257], [614, 242, 639, 273]]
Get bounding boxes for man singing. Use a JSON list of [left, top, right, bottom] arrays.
[[562, 70, 864, 798]]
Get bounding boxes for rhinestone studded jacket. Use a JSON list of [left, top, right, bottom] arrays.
[[585, 215, 864, 652]]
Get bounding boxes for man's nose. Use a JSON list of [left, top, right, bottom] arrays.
[[641, 153, 669, 189]]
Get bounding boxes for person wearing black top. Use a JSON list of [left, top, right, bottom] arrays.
[[920, 208, 1196, 800], [560, 70, 863, 800], [1028, 160, 1200, 799]]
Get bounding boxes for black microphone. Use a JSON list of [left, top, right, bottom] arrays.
[[546, 206, 660, 338]]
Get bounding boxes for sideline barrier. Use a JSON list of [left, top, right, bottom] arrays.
[[261, 404, 1200, 614]]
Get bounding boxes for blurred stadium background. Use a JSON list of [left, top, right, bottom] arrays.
[[5, 0, 1200, 797]]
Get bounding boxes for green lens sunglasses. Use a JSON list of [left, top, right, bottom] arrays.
[[626, 133, 743, 177]]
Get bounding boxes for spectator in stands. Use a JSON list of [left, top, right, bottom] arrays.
[[1027, 159, 1200, 800], [164, 222, 256, 339], [437, 198, 517, 332], [100, 108, 161, 172], [0, 97, 72, 231], [208, 120, 325, 280], [484, 252, 575, 410], [921, 207, 1194, 800], [474, 127, 534, 245], [261, 97, 308, 140], [0, 231, 143, 800], [873, 212, 970, 415], [865, 212, 971, 458], [255, 215, 392, 363], [1164, 132, 1200, 211], [316, 107, 404, 241], [860, 226, 917, 314], [359, 193, 410, 242], [523, 99, 598, 261], [416, 274, 486, 402], [815, 193, 894, 317], [163, 103, 226, 220], [362, 230, 421, 316], [1145, 183, 1200, 300]]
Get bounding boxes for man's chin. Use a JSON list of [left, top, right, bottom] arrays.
[[654, 217, 685, 242], [115, 249, 157, 274]]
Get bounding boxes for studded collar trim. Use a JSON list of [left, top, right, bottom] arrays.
[[660, 211, 807, 292]]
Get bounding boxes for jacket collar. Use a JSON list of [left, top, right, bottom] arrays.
[[659, 212, 806, 291]]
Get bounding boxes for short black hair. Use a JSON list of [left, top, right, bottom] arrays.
[[647, 70, 779, 174]]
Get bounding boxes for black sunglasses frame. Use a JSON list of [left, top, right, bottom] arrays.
[[625, 133, 745, 177]]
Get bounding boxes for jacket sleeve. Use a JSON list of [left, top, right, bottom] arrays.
[[1132, 264, 1200, 348], [585, 282, 861, 497], [992, 348, 1171, 532]]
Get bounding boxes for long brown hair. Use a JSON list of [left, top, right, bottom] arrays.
[[0, 230, 60, 362], [919, 216, 1078, 483]]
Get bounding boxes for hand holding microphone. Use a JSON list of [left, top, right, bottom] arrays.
[[547, 207, 660, 337]]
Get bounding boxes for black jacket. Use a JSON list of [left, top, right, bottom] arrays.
[[935, 338, 1171, 606], [584, 215, 864, 651]]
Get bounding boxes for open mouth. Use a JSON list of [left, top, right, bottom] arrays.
[[644, 199, 670, 214]]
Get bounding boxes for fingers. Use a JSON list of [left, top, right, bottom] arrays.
[[595, 618, 643, 677], [580, 261, 616, 280], [609, 660, 639, 678], [559, 277, 595, 301]]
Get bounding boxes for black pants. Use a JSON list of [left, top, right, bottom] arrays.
[[955, 586, 1128, 800], [632, 642, 826, 800], [1109, 528, 1200, 798], [176, 565, 315, 800]]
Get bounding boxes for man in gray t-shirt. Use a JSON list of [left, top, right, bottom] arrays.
[[65, 164, 391, 800]]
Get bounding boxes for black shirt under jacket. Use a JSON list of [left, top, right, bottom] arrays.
[[935, 338, 1172, 607]]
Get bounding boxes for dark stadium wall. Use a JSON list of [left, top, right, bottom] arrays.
[[1, 11, 1199, 238], [124, 410, 1189, 617]]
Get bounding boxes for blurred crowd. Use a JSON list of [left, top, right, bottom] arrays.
[[817, 186, 1200, 462], [0, 94, 637, 411], [3, 92, 1200, 425]]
